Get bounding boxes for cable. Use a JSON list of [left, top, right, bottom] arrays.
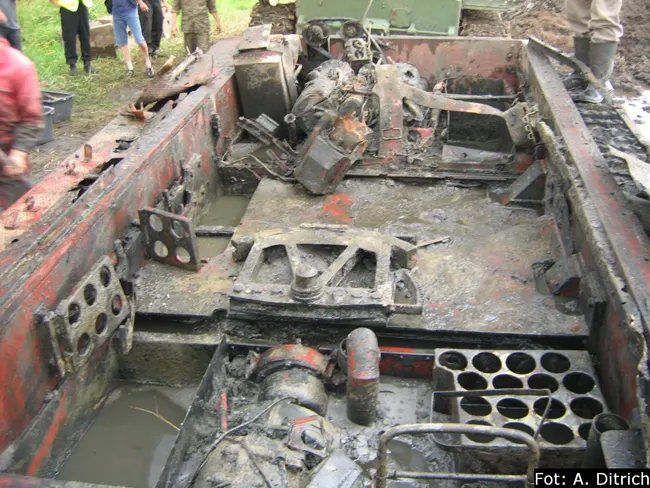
[[189, 397, 296, 487]]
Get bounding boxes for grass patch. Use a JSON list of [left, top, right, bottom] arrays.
[[18, 0, 256, 137]]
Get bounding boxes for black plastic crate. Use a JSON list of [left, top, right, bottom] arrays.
[[38, 107, 55, 145], [42, 90, 74, 123]]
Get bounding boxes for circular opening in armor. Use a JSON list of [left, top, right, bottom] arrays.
[[534, 398, 567, 419], [503, 422, 535, 444], [578, 422, 592, 441], [570, 397, 604, 419], [540, 422, 574, 445], [528, 373, 559, 392], [472, 352, 501, 373], [68, 302, 81, 325], [464, 420, 495, 443], [83, 284, 97, 306], [460, 396, 492, 417], [439, 351, 468, 371], [111, 295, 123, 316], [149, 214, 163, 232], [95, 313, 108, 335], [171, 220, 185, 239], [99, 266, 111, 287], [176, 247, 191, 264], [506, 352, 536, 374], [497, 398, 529, 419], [458, 372, 488, 391], [493, 374, 523, 389], [563, 372, 595, 394], [541, 352, 571, 373], [154, 241, 169, 258], [77, 333, 91, 356]]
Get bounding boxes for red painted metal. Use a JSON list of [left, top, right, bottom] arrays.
[[525, 46, 650, 421], [0, 41, 240, 454], [250, 344, 330, 380]]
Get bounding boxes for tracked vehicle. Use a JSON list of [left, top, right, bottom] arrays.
[[0, 25, 649, 488]]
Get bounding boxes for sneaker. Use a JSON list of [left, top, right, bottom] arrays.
[[126, 69, 134, 77], [146, 66, 155, 78], [69, 65, 77, 76], [84, 63, 99, 74]]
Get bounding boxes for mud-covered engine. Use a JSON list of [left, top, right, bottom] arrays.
[[195, 329, 380, 488]]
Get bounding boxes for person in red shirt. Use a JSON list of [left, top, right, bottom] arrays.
[[0, 37, 43, 210]]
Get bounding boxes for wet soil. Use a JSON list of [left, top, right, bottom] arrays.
[[460, 0, 650, 94]]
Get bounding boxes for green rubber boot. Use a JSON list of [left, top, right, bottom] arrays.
[[574, 41, 617, 104], [563, 37, 590, 91]]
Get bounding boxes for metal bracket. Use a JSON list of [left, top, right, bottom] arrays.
[[228, 227, 422, 325], [138, 207, 200, 271], [45, 256, 131, 376]]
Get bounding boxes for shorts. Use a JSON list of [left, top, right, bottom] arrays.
[[112, 10, 145, 46]]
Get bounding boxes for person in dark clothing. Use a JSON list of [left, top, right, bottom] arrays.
[[49, 0, 98, 76], [0, 0, 21, 50], [138, 0, 169, 58]]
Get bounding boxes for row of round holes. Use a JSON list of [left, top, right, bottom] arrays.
[[456, 370, 596, 395], [153, 241, 192, 264], [440, 351, 572, 375], [465, 420, 588, 445], [460, 395, 604, 420], [66, 265, 123, 356], [148, 215, 193, 264]]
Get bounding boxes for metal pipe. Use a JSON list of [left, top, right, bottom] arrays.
[[284, 113, 298, 146], [388, 471, 527, 482], [346, 327, 380, 425], [377, 423, 540, 488], [583, 413, 630, 468]]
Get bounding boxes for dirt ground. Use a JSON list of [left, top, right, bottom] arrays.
[[461, 0, 650, 93]]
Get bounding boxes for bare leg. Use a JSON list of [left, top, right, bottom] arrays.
[[138, 42, 152, 68], [120, 44, 133, 70]]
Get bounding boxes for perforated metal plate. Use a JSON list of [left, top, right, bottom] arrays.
[[434, 349, 606, 460], [139, 207, 200, 271], [47, 256, 130, 374]]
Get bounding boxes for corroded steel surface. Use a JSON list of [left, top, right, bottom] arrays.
[[525, 44, 650, 459], [0, 41, 240, 454]]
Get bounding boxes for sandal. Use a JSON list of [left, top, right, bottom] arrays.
[[146, 66, 155, 78], [126, 69, 134, 77]]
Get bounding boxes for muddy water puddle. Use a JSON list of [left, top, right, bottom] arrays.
[[58, 386, 189, 488], [198, 195, 250, 227], [197, 236, 230, 258]]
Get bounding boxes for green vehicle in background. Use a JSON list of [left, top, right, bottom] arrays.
[[250, 0, 514, 37]]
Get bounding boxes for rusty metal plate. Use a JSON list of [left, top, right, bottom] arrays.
[[138, 208, 200, 271], [433, 349, 607, 467], [228, 226, 422, 325], [46, 256, 130, 375], [238, 24, 273, 51]]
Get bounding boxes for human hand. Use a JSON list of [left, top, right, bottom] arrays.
[[139, 1, 149, 12], [0, 9, 7, 23], [163, 3, 169, 12], [3, 150, 29, 177]]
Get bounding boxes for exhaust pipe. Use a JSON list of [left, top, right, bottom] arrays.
[[583, 412, 630, 468], [346, 327, 380, 425]]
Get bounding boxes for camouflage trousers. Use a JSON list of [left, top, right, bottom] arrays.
[[184, 31, 210, 54]]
